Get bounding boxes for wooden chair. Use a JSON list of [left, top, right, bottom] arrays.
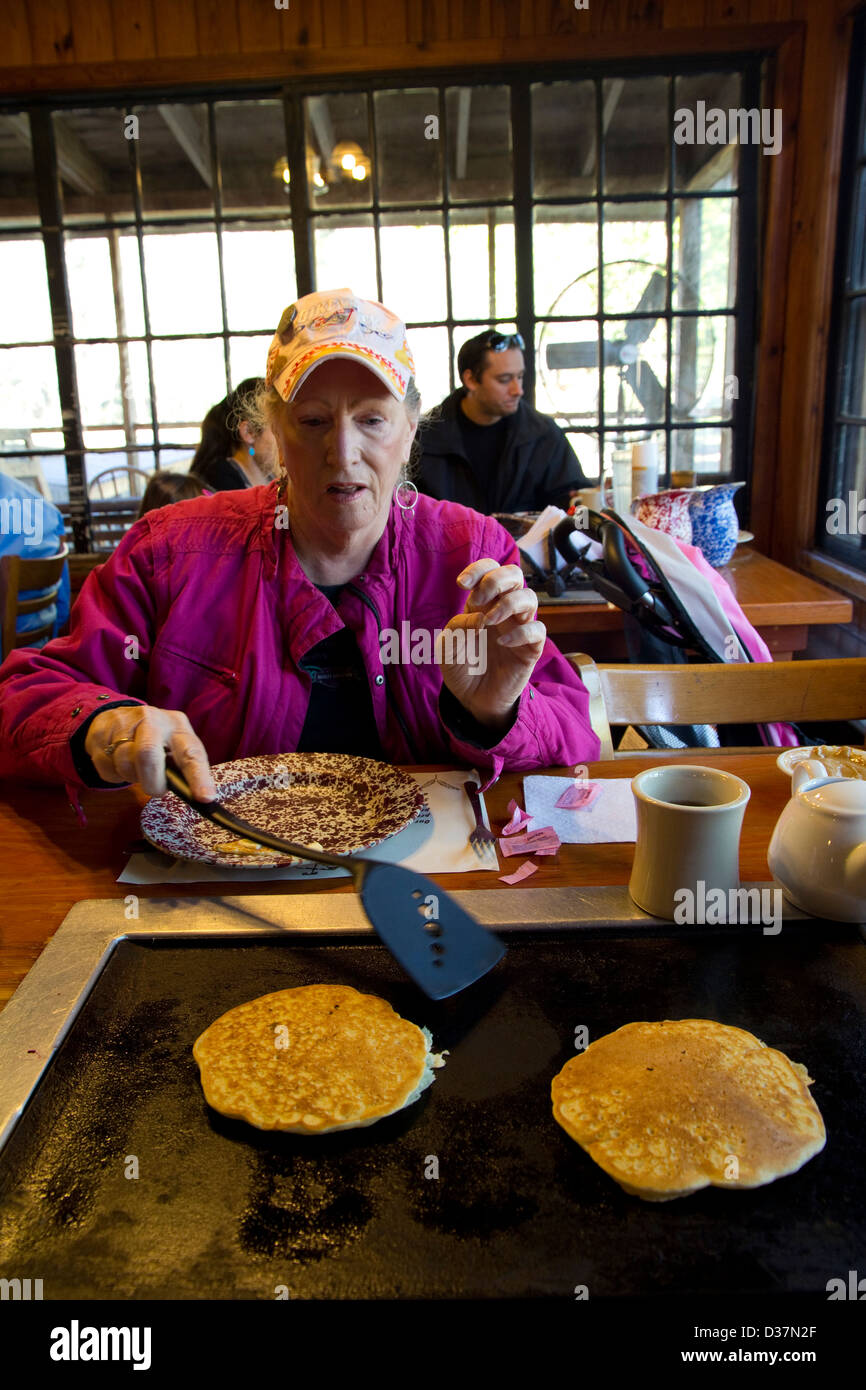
[[568, 654, 866, 759], [88, 466, 151, 500], [0, 545, 69, 660]]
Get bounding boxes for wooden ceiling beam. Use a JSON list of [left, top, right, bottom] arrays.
[[156, 104, 212, 187], [7, 112, 109, 195]]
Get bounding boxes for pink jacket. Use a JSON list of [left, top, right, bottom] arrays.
[[0, 485, 599, 800]]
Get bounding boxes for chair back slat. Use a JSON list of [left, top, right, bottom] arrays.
[[567, 655, 866, 757], [0, 546, 69, 659]]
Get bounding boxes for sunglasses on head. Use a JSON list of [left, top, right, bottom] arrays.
[[482, 331, 525, 352]]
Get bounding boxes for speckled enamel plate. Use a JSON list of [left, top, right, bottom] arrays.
[[140, 753, 426, 867]]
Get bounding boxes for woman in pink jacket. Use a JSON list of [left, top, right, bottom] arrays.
[[0, 289, 598, 808]]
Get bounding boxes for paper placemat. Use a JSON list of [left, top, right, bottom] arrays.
[[118, 770, 498, 884], [523, 775, 637, 844]]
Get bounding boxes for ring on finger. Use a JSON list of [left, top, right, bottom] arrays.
[[104, 736, 136, 758]]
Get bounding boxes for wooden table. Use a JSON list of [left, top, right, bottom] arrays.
[[541, 546, 854, 660], [0, 750, 790, 1012]]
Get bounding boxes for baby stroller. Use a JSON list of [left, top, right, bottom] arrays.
[[552, 506, 803, 751]]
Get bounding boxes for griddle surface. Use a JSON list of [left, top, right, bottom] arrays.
[[1, 927, 864, 1299]]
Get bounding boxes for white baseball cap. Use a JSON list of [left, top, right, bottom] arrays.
[[265, 288, 416, 403]]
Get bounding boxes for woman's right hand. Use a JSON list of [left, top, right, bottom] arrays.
[[84, 705, 218, 800]]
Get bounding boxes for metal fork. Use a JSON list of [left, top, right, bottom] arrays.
[[464, 780, 498, 855]]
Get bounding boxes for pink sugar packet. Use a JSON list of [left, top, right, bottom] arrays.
[[501, 798, 533, 836], [556, 782, 601, 810], [499, 859, 538, 885], [498, 826, 561, 857]]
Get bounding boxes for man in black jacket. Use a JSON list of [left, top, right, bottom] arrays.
[[416, 330, 589, 513]]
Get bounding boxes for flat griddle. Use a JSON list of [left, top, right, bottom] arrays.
[[0, 890, 864, 1299]]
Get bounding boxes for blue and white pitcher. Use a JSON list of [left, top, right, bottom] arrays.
[[688, 481, 745, 567]]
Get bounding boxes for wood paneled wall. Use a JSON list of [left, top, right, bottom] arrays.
[[0, 0, 808, 76], [1, 0, 865, 592]]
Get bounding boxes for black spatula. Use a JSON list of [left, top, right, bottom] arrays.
[[163, 762, 505, 1000]]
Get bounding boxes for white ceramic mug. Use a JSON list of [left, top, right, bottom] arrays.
[[629, 765, 751, 920]]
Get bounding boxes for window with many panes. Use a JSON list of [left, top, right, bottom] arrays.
[[819, 10, 866, 574], [0, 62, 757, 551]]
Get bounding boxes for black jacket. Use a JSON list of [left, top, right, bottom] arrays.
[[415, 387, 588, 513], [189, 455, 249, 491]]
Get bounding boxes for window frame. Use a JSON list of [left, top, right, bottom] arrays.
[[817, 7, 866, 575], [0, 53, 763, 551]]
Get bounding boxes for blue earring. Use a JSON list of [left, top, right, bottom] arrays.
[[248, 446, 255, 457]]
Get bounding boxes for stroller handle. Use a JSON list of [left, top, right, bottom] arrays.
[[552, 511, 680, 632]]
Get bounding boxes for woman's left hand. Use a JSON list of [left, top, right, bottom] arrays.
[[438, 559, 546, 735]]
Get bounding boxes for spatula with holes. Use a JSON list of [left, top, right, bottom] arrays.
[[164, 761, 505, 1000]]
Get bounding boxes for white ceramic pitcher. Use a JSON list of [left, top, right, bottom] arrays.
[[768, 759, 866, 922]]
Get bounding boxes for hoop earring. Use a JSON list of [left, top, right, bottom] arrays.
[[394, 478, 418, 512]]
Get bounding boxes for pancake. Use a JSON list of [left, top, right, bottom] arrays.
[[193, 984, 442, 1133], [551, 1019, 825, 1201]]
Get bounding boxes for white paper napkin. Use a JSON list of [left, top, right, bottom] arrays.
[[516, 504, 568, 572], [118, 770, 499, 884], [523, 775, 637, 844]]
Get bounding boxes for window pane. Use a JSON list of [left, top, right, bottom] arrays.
[[674, 197, 738, 312], [567, 432, 600, 484], [380, 216, 447, 322], [0, 346, 62, 431], [158, 446, 197, 471], [601, 206, 669, 315], [449, 211, 515, 321], [670, 426, 732, 479], [151, 339, 226, 430], [53, 108, 135, 225], [533, 211, 599, 318], [114, 234, 146, 336], [230, 335, 273, 387], [76, 344, 123, 427], [673, 314, 735, 423], [536, 320, 601, 427], [0, 449, 69, 505], [66, 236, 117, 338], [603, 318, 668, 428], [313, 218, 377, 300], [83, 428, 128, 451], [532, 81, 596, 198], [830, 426, 866, 501], [215, 100, 289, 214], [37, 454, 70, 504], [306, 93, 371, 209], [851, 171, 866, 291], [138, 103, 214, 220], [123, 341, 153, 430], [494, 220, 517, 320], [0, 238, 53, 342], [674, 73, 743, 191], [223, 226, 295, 332], [85, 453, 151, 493], [604, 77, 669, 196], [840, 297, 866, 419], [142, 229, 223, 335], [446, 86, 511, 203], [0, 114, 41, 227], [408, 325, 450, 410], [374, 90, 442, 204]]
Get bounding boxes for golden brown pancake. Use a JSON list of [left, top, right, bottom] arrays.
[[194, 984, 439, 1133], [551, 1019, 825, 1201]]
